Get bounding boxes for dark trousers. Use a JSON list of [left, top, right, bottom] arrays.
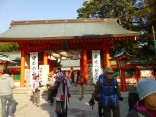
[[48, 90, 54, 104], [0, 94, 14, 117], [103, 103, 120, 117], [98, 102, 103, 116], [55, 101, 67, 117]]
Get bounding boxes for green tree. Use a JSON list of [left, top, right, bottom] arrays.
[[0, 43, 19, 52], [77, 0, 156, 57]]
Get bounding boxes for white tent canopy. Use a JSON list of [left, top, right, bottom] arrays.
[[0, 54, 17, 63]]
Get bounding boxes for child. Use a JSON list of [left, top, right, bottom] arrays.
[[127, 78, 156, 117], [32, 75, 41, 107]]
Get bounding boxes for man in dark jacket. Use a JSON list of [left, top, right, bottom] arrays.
[[0, 68, 15, 117], [89, 67, 123, 117]]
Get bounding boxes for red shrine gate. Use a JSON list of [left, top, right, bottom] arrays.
[[0, 18, 139, 87]]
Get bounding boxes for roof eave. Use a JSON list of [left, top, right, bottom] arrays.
[[0, 34, 139, 42]]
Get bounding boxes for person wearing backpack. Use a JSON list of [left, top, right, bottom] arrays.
[[127, 78, 156, 117], [55, 69, 70, 117], [88, 67, 123, 117]]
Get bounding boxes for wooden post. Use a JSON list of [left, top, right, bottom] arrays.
[[11, 73, 14, 80], [120, 68, 126, 92], [105, 47, 110, 67], [49, 60, 54, 75], [136, 69, 139, 84], [43, 51, 48, 65], [80, 51, 84, 72], [82, 49, 88, 85], [20, 49, 25, 87]]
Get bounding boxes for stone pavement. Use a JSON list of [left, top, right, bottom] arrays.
[[0, 92, 129, 117]]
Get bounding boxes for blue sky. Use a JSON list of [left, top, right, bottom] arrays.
[[0, 0, 85, 33]]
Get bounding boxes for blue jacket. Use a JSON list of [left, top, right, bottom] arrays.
[[98, 74, 118, 108], [92, 74, 121, 108]]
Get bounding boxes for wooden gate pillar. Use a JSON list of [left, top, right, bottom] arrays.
[[43, 51, 48, 65], [80, 51, 84, 72], [82, 49, 88, 85], [49, 60, 54, 75], [136, 69, 139, 84], [0, 63, 4, 76], [105, 47, 110, 67], [20, 48, 25, 87], [120, 68, 126, 92]]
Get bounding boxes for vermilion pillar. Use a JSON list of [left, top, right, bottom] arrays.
[[120, 68, 126, 92], [11, 73, 14, 80], [20, 49, 25, 87], [136, 69, 139, 84], [0, 63, 4, 76], [82, 49, 88, 85], [80, 51, 84, 72], [105, 47, 110, 67], [49, 60, 54, 75], [43, 51, 48, 65]]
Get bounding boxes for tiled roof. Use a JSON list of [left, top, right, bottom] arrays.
[[0, 18, 140, 40]]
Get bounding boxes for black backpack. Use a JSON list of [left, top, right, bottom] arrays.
[[128, 92, 139, 111]]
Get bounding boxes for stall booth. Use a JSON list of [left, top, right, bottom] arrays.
[[0, 18, 139, 87], [0, 53, 16, 76]]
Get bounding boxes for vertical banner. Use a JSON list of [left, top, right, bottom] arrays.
[[39, 65, 49, 86], [30, 52, 38, 87], [92, 50, 101, 83]]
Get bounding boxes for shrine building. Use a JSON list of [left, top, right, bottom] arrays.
[[0, 18, 139, 87]]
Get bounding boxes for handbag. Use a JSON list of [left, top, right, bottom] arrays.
[[60, 94, 65, 101]]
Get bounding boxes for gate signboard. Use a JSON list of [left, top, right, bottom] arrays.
[[92, 50, 101, 83], [30, 52, 38, 88]]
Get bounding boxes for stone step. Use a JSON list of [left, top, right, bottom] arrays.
[[13, 85, 95, 95], [13, 85, 136, 97]]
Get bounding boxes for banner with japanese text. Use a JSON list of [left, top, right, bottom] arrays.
[[30, 52, 38, 87], [92, 50, 101, 83], [39, 65, 49, 86]]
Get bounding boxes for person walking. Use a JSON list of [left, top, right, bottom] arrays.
[[55, 69, 70, 117], [77, 71, 86, 101], [127, 78, 156, 117], [0, 68, 15, 117], [32, 75, 41, 107], [64, 71, 71, 98], [46, 74, 57, 106], [88, 67, 123, 117], [70, 71, 74, 84]]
